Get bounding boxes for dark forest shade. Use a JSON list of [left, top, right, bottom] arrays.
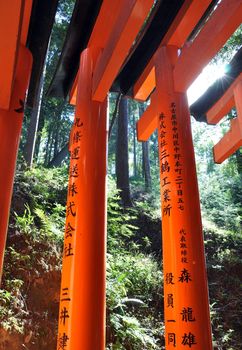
[[47, 0, 103, 99], [116, 97, 132, 207]]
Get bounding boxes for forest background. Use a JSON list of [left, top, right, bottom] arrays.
[[0, 1, 241, 349]]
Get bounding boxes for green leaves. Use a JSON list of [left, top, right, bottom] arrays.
[[106, 179, 163, 348]]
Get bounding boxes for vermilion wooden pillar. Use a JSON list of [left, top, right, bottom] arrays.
[[155, 47, 213, 349], [0, 45, 32, 283], [57, 48, 108, 350]]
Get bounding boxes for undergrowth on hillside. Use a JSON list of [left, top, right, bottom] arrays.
[[0, 168, 241, 349]]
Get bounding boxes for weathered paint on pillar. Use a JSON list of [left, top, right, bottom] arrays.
[[56, 47, 108, 350], [155, 46, 213, 349], [0, 45, 32, 283]]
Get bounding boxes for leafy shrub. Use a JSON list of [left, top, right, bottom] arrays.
[[106, 178, 164, 349]]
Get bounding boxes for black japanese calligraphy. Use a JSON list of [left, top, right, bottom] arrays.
[[65, 222, 75, 238], [161, 161, 170, 174], [61, 287, 71, 302], [71, 147, 80, 160], [180, 307, 195, 322], [69, 182, 78, 197], [64, 243, 74, 257], [163, 189, 171, 202], [58, 332, 69, 350], [74, 118, 83, 128], [70, 164, 79, 178], [160, 150, 170, 161], [73, 130, 82, 143], [60, 307, 69, 325], [163, 204, 172, 217], [160, 139, 167, 148], [179, 269, 192, 283], [67, 201, 76, 217], [181, 332, 197, 347], [165, 272, 175, 285], [167, 293, 174, 308], [162, 176, 171, 187], [168, 333, 176, 347]]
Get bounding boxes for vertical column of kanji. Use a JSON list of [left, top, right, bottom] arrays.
[[0, 45, 32, 282], [155, 46, 213, 349], [56, 117, 83, 350], [57, 47, 108, 350]]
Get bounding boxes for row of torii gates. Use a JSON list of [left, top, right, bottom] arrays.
[[0, 1, 241, 349]]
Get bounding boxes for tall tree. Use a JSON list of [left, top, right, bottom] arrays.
[[142, 141, 152, 191], [116, 96, 132, 207], [139, 104, 152, 191], [23, 65, 45, 167], [132, 107, 137, 178], [23, 0, 75, 165]]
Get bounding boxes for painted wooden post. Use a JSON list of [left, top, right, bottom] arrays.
[[0, 45, 33, 282], [57, 47, 108, 350], [213, 79, 242, 163], [155, 46, 213, 349]]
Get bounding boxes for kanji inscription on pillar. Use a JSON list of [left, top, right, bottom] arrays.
[[57, 116, 84, 348], [155, 46, 212, 349]]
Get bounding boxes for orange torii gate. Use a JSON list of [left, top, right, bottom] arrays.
[[208, 74, 242, 163], [0, 1, 242, 350], [54, 1, 241, 349], [0, 0, 59, 281], [0, 0, 33, 280]]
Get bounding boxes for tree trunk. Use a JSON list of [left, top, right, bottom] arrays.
[[133, 111, 137, 177], [53, 118, 60, 157], [23, 72, 44, 167], [108, 92, 122, 140], [116, 96, 132, 207], [235, 149, 242, 175], [139, 103, 152, 190], [34, 110, 45, 161], [48, 143, 69, 167], [44, 129, 52, 165], [142, 141, 152, 191]]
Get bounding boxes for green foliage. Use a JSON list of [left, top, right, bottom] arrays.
[[106, 179, 164, 349], [14, 205, 34, 234], [106, 249, 164, 349], [0, 167, 64, 344], [13, 165, 68, 212], [108, 314, 158, 350], [107, 177, 138, 250], [0, 154, 241, 350], [192, 119, 242, 232], [107, 253, 162, 310], [213, 25, 242, 63], [0, 277, 26, 334], [203, 220, 242, 349]]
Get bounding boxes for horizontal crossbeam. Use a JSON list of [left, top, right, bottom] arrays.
[[133, 0, 212, 100], [213, 80, 242, 163], [174, 0, 242, 92], [137, 93, 158, 141], [70, 0, 124, 104], [207, 73, 242, 124], [92, 0, 154, 102]]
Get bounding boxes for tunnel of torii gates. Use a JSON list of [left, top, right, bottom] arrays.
[[0, 0, 242, 349]]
